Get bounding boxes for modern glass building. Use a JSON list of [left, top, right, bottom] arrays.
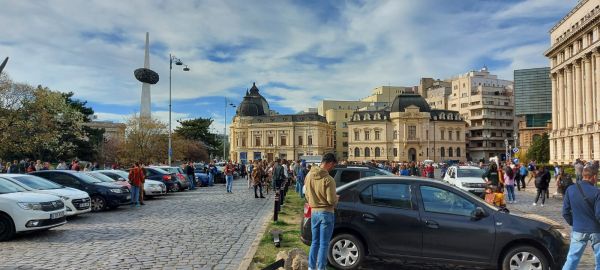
[[514, 67, 551, 127]]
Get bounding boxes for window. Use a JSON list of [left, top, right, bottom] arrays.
[[456, 131, 460, 141], [342, 132, 348, 138], [298, 136, 303, 146], [456, 147, 461, 157], [393, 130, 398, 139], [354, 131, 360, 141], [255, 136, 261, 147], [241, 137, 246, 147], [340, 170, 361, 184], [365, 131, 370, 140], [365, 147, 371, 157], [329, 169, 338, 178], [308, 135, 313, 145], [354, 148, 360, 157], [375, 147, 381, 157], [361, 184, 412, 209], [440, 147, 445, 157], [342, 142, 348, 147], [268, 136, 274, 146], [420, 186, 476, 216], [440, 130, 445, 140], [408, 126, 416, 140], [375, 131, 381, 140], [448, 147, 453, 157], [280, 136, 286, 146], [393, 148, 398, 157], [448, 130, 453, 140]]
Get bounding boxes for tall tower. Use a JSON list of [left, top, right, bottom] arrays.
[[140, 32, 151, 118]]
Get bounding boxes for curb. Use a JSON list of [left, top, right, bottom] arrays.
[[238, 200, 273, 270]]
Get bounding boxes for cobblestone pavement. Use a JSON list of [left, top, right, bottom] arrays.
[[0, 178, 271, 270]]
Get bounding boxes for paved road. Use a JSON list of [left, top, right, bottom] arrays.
[[0, 178, 271, 270]]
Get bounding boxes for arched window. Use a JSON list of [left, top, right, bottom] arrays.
[[375, 147, 381, 157], [374, 113, 380, 120], [456, 147, 461, 157], [365, 147, 371, 157], [354, 148, 360, 157], [440, 147, 446, 158], [345, 113, 348, 118], [353, 114, 360, 121], [364, 114, 371, 120], [448, 147, 453, 157]]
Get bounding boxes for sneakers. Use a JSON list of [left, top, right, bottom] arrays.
[[532, 202, 537, 206], [541, 204, 544, 207]]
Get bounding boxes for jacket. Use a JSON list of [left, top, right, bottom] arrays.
[[562, 181, 600, 233], [305, 166, 338, 213], [272, 164, 285, 182], [534, 170, 550, 189], [128, 167, 145, 187], [251, 166, 263, 186]]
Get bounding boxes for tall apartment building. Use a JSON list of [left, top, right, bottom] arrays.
[[425, 80, 452, 110], [514, 68, 552, 154], [446, 67, 516, 161], [544, 0, 600, 164]]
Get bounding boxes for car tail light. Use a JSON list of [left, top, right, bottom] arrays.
[[162, 175, 171, 181], [304, 203, 311, 219]]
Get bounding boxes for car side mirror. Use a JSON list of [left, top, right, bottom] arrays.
[[471, 207, 486, 221]]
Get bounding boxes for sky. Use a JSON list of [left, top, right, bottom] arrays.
[[0, 0, 578, 133]]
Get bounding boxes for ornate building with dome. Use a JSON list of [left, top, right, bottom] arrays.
[[348, 94, 467, 162], [229, 83, 334, 163]]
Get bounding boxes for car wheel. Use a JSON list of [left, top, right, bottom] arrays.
[[328, 233, 364, 270], [90, 196, 107, 212], [0, 213, 15, 242], [502, 245, 549, 270], [176, 183, 183, 192]]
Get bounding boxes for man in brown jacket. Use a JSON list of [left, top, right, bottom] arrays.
[[305, 153, 338, 270]]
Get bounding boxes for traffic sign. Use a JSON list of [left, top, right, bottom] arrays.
[[512, 147, 519, 153]]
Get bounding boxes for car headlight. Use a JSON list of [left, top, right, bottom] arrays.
[[109, 189, 123, 193], [17, 202, 43, 210], [59, 196, 70, 201]]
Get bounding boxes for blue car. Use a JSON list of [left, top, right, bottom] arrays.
[[194, 171, 210, 187]]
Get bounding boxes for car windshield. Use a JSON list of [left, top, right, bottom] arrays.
[[458, 168, 485, 178], [85, 172, 116, 183], [110, 170, 130, 179], [75, 173, 103, 184], [12, 175, 63, 190], [0, 178, 28, 194], [377, 169, 394, 175]]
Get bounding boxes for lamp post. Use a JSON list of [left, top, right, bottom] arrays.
[[483, 134, 490, 161], [169, 54, 190, 166], [224, 97, 236, 161]]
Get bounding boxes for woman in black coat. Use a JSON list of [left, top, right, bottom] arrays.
[[533, 168, 550, 206]]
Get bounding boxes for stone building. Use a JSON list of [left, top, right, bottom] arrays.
[[545, 0, 600, 164], [229, 83, 334, 163], [347, 94, 466, 163]]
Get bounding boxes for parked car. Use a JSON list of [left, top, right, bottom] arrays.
[[194, 170, 210, 187], [84, 171, 131, 190], [149, 166, 189, 191], [0, 174, 91, 216], [31, 171, 130, 212], [0, 178, 66, 241], [328, 165, 393, 187], [96, 170, 167, 198], [443, 166, 488, 196], [300, 176, 569, 270], [141, 167, 177, 192]]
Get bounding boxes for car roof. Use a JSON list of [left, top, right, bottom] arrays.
[[334, 165, 378, 170], [455, 166, 482, 170]]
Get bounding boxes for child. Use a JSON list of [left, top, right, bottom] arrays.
[[484, 186, 506, 209]]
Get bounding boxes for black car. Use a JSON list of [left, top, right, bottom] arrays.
[[300, 176, 569, 270], [328, 165, 393, 187], [142, 167, 177, 192], [31, 171, 131, 212]]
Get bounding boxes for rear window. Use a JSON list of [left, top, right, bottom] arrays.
[[340, 170, 361, 184], [458, 168, 485, 178]]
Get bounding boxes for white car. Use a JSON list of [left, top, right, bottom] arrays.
[[0, 178, 67, 241], [443, 166, 488, 196], [0, 174, 91, 216], [96, 170, 167, 197]]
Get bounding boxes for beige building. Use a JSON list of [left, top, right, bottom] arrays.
[[229, 83, 334, 163], [517, 120, 550, 155], [545, 0, 600, 164], [348, 94, 466, 162], [425, 80, 452, 110], [444, 68, 516, 161], [83, 121, 126, 142]]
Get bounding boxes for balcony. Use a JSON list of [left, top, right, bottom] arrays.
[[469, 114, 514, 120], [469, 125, 514, 131]]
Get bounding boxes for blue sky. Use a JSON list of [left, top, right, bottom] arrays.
[[0, 0, 578, 132]]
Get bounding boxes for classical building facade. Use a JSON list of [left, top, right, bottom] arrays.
[[229, 83, 334, 163], [545, 0, 600, 164], [347, 94, 466, 163]]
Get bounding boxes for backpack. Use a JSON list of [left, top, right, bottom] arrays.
[[559, 174, 574, 189], [528, 164, 535, 171]]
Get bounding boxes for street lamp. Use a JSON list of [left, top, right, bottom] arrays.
[[483, 134, 490, 161], [169, 54, 190, 166], [224, 98, 236, 161]]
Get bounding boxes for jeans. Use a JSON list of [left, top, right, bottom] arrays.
[[208, 173, 214, 186], [535, 188, 546, 204], [254, 183, 263, 197], [309, 211, 335, 270], [506, 185, 515, 202], [188, 175, 195, 190], [130, 185, 140, 205], [226, 175, 233, 192], [563, 231, 600, 270], [296, 175, 304, 198]]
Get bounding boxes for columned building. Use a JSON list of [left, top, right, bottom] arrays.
[[229, 83, 334, 163], [545, 0, 600, 164], [347, 94, 466, 163]]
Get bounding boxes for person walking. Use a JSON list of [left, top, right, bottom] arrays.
[[533, 167, 550, 206], [139, 163, 146, 205], [272, 159, 285, 191], [519, 162, 528, 190], [527, 160, 537, 184], [247, 161, 254, 189], [504, 166, 516, 203], [127, 162, 145, 207], [562, 166, 600, 269], [483, 163, 500, 187], [295, 160, 307, 198], [251, 160, 265, 198], [224, 161, 235, 193], [185, 162, 196, 190], [574, 159, 584, 182], [305, 153, 338, 270]]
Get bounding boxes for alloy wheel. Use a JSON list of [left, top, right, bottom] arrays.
[[91, 196, 105, 212], [331, 239, 359, 267], [509, 251, 542, 270]]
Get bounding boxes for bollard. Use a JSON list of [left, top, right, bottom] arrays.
[[279, 187, 285, 207], [274, 190, 280, 221]]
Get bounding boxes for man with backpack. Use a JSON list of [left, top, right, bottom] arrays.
[[562, 166, 600, 269]]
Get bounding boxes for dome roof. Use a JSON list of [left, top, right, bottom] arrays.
[[236, 82, 269, 117], [391, 94, 431, 113]]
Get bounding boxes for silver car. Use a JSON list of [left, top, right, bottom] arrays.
[[95, 170, 166, 197]]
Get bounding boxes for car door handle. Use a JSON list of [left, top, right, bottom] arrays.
[[362, 213, 376, 223], [425, 220, 439, 229]]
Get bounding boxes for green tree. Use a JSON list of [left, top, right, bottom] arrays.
[[60, 91, 104, 161], [174, 118, 221, 157], [526, 133, 550, 163]]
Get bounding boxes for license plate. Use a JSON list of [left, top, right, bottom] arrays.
[[50, 211, 65, 219], [126, 195, 131, 200], [80, 203, 90, 208]]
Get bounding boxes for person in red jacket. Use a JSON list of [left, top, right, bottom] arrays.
[[128, 162, 145, 207]]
